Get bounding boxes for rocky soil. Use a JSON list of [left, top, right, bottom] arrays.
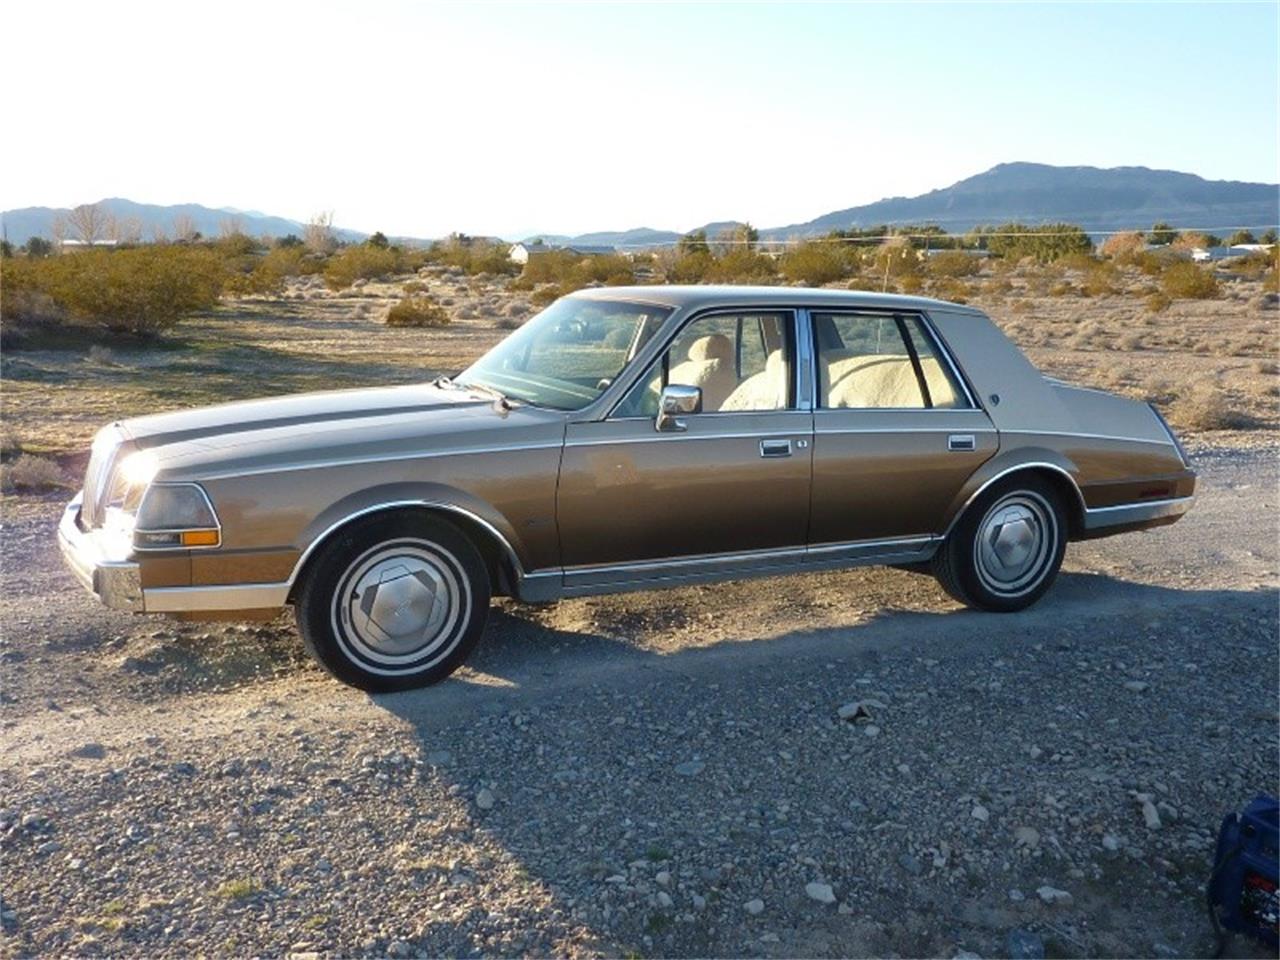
[[2, 440, 1277, 958]]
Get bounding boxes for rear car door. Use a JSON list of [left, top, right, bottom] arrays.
[[808, 310, 997, 546], [557, 309, 813, 581]]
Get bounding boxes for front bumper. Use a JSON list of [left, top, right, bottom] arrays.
[[57, 495, 143, 612]]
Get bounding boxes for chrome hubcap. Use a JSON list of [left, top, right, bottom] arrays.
[[974, 493, 1056, 596], [333, 542, 468, 672]]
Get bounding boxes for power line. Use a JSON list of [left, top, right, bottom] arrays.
[[610, 224, 1280, 249]]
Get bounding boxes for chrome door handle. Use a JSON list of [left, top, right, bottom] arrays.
[[760, 439, 792, 458], [948, 434, 976, 452]]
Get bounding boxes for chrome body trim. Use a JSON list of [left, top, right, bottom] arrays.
[[1082, 496, 1194, 531], [557, 534, 938, 597], [143, 582, 290, 612], [57, 496, 143, 612], [997, 428, 1176, 448]]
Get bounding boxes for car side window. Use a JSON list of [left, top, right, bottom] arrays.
[[614, 312, 793, 417], [813, 312, 968, 410]]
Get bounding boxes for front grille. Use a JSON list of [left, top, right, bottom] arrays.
[[81, 427, 122, 529]]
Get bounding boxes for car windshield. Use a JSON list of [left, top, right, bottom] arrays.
[[455, 297, 671, 410]]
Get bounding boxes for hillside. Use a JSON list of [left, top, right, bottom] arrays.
[[0, 199, 369, 246], [762, 163, 1279, 238]]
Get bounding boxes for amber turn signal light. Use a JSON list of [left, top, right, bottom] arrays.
[[180, 530, 220, 547]]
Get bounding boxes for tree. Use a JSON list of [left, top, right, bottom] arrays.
[[219, 216, 245, 239], [172, 214, 198, 242], [276, 233, 303, 248], [0, 240, 11, 259], [1148, 222, 1177, 246], [66, 203, 110, 244], [1228, 229, 1258, 246], [1262, 229, 1278, 245], [678, 229, 709, 256], [367, 231, 389, 249], [304, 211, 336, 254], [25, 236, 53, 257]]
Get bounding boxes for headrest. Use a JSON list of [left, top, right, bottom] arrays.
[[688, 334, 734, 362]]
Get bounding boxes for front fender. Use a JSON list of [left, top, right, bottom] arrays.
[[293, 482, 530, 583]]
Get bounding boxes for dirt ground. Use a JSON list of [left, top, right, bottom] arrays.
[[1, 271, 1277, 958]]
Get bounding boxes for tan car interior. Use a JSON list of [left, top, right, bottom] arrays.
[[820, 350, 961, 408], [659, 317, 962, 413], [668, 333, 790, 412]]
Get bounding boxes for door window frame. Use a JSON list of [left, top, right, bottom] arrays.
[[807, 308, 979, 412], [605, 307, 804, 421]]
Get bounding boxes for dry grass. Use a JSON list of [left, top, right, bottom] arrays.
[[385, 296, 451, 328], [1, 454, 65, 491]]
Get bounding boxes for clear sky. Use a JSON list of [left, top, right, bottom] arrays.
[[4, 1, 1277, 238]]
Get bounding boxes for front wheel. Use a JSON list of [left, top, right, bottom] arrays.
[[295, 512, 490, 691], [931, 476, 1066, 612]]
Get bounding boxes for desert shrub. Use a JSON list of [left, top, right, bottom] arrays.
[[1161, 262, 1219, 300], [402, 280, 428, 294], [706, 248, 777, 283], [1170, 384, 1252, 431], [1265, 268, 1279, 293], [873, 240, 922, 279], [1224, 249, 1278, 279], [385, 296, 451, 327], [665, 251, 713, 283], [514, 251, 635, 291], [1, 454, 64, 491], [976, 222, 1093, 263], [324, 245, 401, 289], [930, 277, 971, 302], [925, 250, 981, 278], [530, 285, 563, 306], [1080, 261, 1120, 297], [1048, 280, 1076, 297], [898, 275, 924, 294], [1099, 232, 1146, 263], [427, 239, 518, 277], [780, 242, 851, 286], [1145, 291, 1171, 313], [3, 246, 225, 335], [494, 316, 523, 330]]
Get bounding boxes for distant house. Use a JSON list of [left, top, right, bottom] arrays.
[[509, 241, 550, 265], [509, 241, 616, 264]]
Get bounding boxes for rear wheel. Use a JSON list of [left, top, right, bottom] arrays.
[[932, 476, 1065, 612], [295, 512, 490, 691]]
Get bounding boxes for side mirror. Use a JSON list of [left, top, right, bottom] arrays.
[[656, 383, 701, 432]]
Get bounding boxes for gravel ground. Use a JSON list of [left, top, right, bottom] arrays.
[[1, 439, 1277, 959]]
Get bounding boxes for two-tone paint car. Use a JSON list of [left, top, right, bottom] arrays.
[[59, 286, 1195, 690]]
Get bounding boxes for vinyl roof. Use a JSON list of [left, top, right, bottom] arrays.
[[569, 284, 981, 314]]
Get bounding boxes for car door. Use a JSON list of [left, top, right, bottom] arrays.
[[807, 309, 997, 549], [557, 309, 813, 587]]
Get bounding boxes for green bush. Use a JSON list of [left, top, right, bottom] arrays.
[[1161, 262, 1219, 300], [385, 296, 451, 327], [925, 250, 980, 278], [324, 245, 401, 289], [3, 246, 225, 335], [705, 248, 777, 283], [977, 222, 1093, 263], [427, 239, 518, 276], [779, 243, 851, 285]]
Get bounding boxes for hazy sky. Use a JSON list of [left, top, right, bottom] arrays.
[[5, 1, 1277, 238]]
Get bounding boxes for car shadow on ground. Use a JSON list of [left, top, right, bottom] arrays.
[[366, 576, 1279, 956]]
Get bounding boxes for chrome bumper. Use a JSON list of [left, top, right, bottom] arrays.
[[1082, 495, 1194, 531], [57, 495, 144, 612]]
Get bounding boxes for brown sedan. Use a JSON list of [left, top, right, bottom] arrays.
[[59, 286, 1196, 690]]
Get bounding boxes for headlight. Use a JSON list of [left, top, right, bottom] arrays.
[[133, 483, 221, 549]]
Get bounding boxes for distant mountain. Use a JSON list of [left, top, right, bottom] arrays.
[[0, 198, 370, 246], [761, 163, 1279, 238], [5, 164, 1276, 250]]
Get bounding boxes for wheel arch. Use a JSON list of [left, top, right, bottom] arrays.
[[286, 487, 527, 602], [943, 453, 1087, 540]]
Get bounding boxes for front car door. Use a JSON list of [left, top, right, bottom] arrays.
[[807, 309, 997, 554], [557, 309, 813, 592]]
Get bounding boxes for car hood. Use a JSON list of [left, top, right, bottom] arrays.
[[118, 383, 567, 481]]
